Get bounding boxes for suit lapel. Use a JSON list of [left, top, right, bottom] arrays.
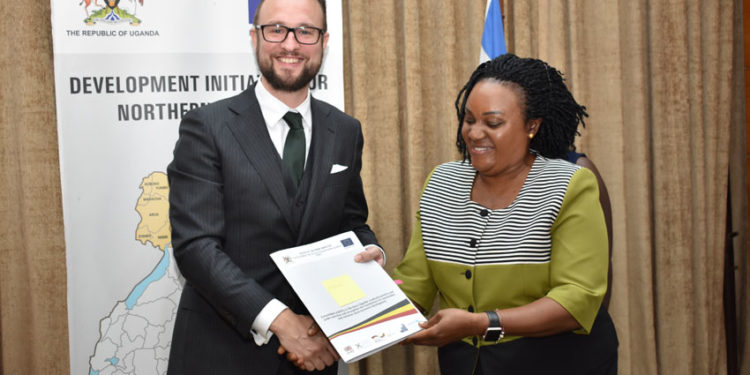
[[298, 98, 335, 241], [224, 86, 296, 232]]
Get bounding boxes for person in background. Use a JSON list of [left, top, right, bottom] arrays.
[[166, 0, 382, 373], [393, 53, 618, 374]]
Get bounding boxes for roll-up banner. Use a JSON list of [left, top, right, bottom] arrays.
[[50, 1, 344, 373]]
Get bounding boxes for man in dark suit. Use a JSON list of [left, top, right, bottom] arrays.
[[166, 0, 383, 373]]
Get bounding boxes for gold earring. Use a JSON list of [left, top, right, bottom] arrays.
[[528, 133, 534, 139]]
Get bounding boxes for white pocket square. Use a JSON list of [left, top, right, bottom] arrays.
[[330, 164, 348, 174]]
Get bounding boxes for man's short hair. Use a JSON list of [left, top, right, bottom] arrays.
[[253, 0, 327, 31]]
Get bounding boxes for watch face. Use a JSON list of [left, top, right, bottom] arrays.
[[483, 327, 503, 342], [483, 310, 503, 341]]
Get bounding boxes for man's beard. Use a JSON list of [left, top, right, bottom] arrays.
[[257, 47, 322, 92]]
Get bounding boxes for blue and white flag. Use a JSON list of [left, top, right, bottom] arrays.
[[479, 0, 507, 63]]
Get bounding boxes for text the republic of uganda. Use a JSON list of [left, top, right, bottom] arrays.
[[68, 74, 329, 122]]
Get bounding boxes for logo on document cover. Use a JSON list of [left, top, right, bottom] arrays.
[[81, 0, 145, 26]]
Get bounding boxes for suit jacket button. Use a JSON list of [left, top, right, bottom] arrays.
[[465, 270, 472, 279]]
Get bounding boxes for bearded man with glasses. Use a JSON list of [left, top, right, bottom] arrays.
[[166, 0, 383, 374]]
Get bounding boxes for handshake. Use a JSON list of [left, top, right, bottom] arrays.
[[272, 309, 338, 372]]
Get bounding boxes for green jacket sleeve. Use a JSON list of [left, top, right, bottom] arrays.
[[546, 167, 609, 333]]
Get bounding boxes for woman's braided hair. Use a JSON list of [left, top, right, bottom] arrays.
[[455, 53, 587, 161]]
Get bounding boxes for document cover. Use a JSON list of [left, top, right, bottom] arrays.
[[270, 232, 426, 363]]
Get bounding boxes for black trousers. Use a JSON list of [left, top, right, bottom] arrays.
[[438, 308, 618, 375]]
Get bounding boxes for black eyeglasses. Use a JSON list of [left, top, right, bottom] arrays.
[[255, 24, 324, 45]]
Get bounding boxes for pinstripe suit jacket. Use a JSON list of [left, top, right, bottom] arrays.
[[166, 85, 378, 374]]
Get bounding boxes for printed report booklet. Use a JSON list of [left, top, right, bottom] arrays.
[[270, 232, 426, 363]]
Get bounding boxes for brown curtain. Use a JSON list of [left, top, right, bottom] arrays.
[[346, 0, 749, 374], [731, 0, 750, 370], [0, 0, 70, 374], [343, 1, 486, 372], [504, 1, 747, 374], [1, 0, 747, 374]]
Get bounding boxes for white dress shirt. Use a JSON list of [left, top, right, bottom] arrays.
[[250, 80, 313, 345], [255, 79, 313, 163]]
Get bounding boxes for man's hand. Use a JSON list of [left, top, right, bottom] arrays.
[[403, 308, 486, 347], [353, 245, 385, 267], [278, 322, 323, 370], [270, 309, 339, 371]]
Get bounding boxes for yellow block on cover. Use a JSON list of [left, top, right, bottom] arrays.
[[322, 274, 366, 307]]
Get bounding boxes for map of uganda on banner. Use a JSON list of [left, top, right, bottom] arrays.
[[88, 173, 181, 375], [49, 1, 345, 374]]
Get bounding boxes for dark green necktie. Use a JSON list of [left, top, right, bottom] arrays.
[[282, 111, 305, 187]]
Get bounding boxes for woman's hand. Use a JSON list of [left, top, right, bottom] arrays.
[[404, 308, 487, 347]]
